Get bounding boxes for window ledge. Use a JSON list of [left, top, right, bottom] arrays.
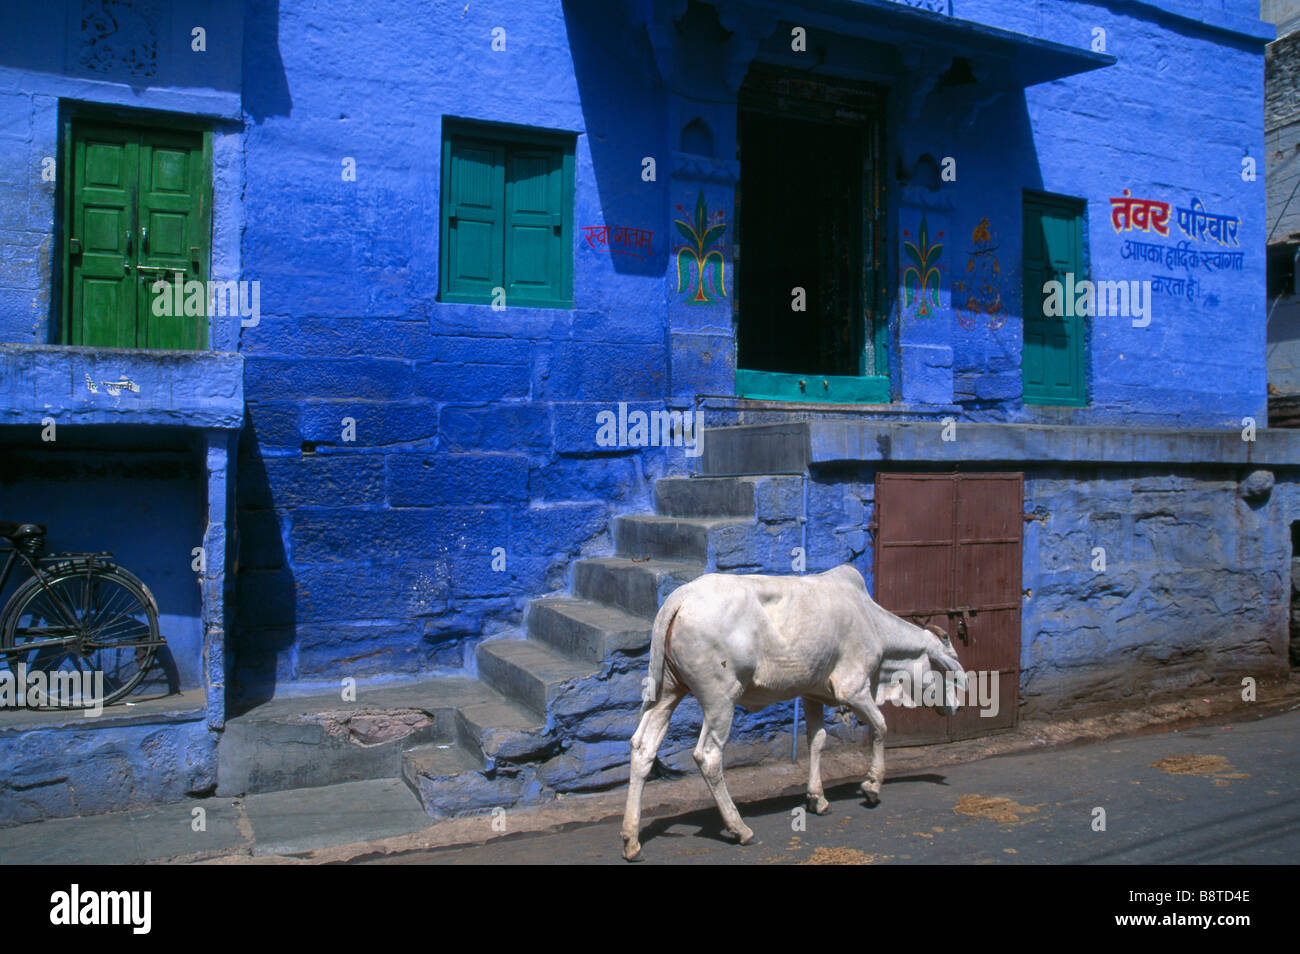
[[0, 344, 243, 430]]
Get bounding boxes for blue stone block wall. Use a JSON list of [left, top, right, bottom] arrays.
[[802, 462, 1293, 720], [1020, 467, 1290, 714], [0, 718, 214, 827], [232, 0, 692, 703], [227, 0, 1277, 701]]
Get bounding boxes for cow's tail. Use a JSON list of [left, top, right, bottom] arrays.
[[643, 586, 688, 713], [642, 587, 689, 781]]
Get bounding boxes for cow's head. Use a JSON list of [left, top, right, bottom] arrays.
[[923, 624, 968, 716]]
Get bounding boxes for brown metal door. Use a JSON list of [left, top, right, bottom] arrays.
[[873, 472, 1023, 745]]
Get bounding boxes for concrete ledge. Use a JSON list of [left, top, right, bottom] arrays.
[[0, 344, 243, 430], [0, 689, 206, 736], [701, 419, 1300, 474]]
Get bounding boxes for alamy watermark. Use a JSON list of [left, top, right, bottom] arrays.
[[880, 667, 1000, 718], [595, 402, 702, 457], [0, 663, 104, 717], [151, 278, 261, 328], [50, 884, 150, 934], [1042, 272, 1151, 328]]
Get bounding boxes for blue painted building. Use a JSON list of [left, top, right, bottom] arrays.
[[1, 0, 1294, 824]]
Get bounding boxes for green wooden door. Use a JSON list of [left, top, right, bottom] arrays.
[[64, 120, 210, 349], [1022, 193, 1086, 406]]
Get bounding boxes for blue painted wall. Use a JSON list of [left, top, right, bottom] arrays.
[[0, 0, 1278, 723], [233, 0, 688, 703]]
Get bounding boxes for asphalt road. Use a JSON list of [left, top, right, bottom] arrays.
[[365, 708, 1300, 865]]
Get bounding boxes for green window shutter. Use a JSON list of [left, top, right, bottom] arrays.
[[138, 128, 208, 350], [1022, 194, 1086, 406], [69, 125, 139, 347], [504, 148, 565, 306], [439, 122, 573, 308], [443, 140, 505, 301]]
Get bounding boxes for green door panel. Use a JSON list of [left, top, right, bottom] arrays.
[[1022, 194, 1086, 406], [69, 125, 138, 347], [138, 128, 207, 350]]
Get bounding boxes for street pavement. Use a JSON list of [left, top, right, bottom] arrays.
[[2, 705, 1296, 865], [361, 708, 1300, 865]]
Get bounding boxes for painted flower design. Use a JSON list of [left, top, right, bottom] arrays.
[[674, 191, 727, 304], [902, 216, 944, 317]]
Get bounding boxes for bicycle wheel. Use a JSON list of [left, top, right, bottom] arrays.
[[1, 562, 162, 708]]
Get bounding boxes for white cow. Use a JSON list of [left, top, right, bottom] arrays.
[[620, 564, 967, 861]]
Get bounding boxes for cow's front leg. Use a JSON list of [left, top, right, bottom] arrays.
[[694, 701, 753, 845], [846, 692, 887, 806], [803, 697, 830, 815]]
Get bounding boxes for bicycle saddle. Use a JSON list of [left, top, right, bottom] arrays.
[[0, 522, 45, 541]]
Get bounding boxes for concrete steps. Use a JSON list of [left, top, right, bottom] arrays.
[[654, 475, 758, 517], [572, 556, 702, 619], [527, 597, 652, 663], [224, 467, 807, 820], [476, 637, 600, 716], [614, 514, 750, 562], [217, 675, 544, 807]]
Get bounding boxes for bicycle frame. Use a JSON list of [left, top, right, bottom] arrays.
[[0, 545, 120, 658]]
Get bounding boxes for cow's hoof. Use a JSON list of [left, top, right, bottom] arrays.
[[736, 826, 756, 846], [808, 795, 831, 815], [622, 841, 643, 862], [859, 784, 881, 807]]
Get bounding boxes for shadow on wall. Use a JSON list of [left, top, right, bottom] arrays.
[[242, 0, 292, 123], [563, 0, 669, 280], [230, 409, 294, 715], [911, 83, 1043, 415]]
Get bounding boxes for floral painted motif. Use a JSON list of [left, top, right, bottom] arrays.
[[674, 191, 727, 304], [902, 216, 944, 317], [953, 217, 1005, 330]]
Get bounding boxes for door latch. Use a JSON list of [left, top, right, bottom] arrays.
[[947, 606, 975, 645]]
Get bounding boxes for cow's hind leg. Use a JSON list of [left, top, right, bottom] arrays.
[[803, 697, 830, 815], [845, 691, 888, 807], [621, 686, 685, 862], [694, 701, 753, 845]]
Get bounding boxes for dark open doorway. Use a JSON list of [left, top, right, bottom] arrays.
[[735, 66, 888, 403]]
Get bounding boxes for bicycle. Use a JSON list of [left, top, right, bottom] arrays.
[[0, 522, 165, 709]]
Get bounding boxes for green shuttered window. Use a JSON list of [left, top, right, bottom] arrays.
[[1022, 191, 1087, 406], [440, 121, 574, 309]]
